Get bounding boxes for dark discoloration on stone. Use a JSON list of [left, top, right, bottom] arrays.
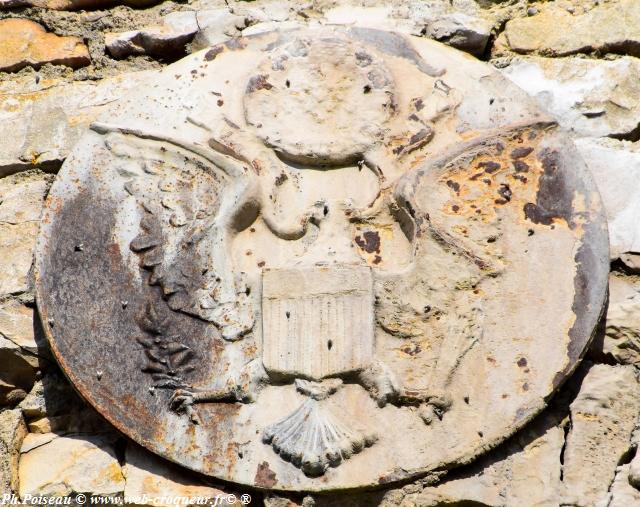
[[510, 146, 533, 159], [514, 160, 529, 173], [355, 230, 381, 254], [523, 148, 575, 228], [254, 461, 278, 488], [478, 161, 501, 174], [36, 183, 233, 483], [246, 74, 274, 93], [446, 179, 460, 193], [204, 46, 223, 61], [497, 183, 512, 202], [225, 38, 247, 51], [348, 27, 445, 78]]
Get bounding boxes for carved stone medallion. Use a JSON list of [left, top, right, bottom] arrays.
[[35, 27, 609, 491]]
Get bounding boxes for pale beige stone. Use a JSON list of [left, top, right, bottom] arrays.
[[323, 1, 492, 56], [609, 465, 640, 507], [405, 419, 563, 506], [561, 364, 640, 506], [502, 57, 640, 139], [191, 9, 246, 49], [574, 138, 640, 259], [262, 266, 374, 380], [105, 11, 198, 59], [0, 0, 161, 9], [123, 444, 230, 506], [19, 433, 125, 497], [502, 0, 640, 57], [0, 173, 50, 225], [0, 71, 154, 176], [0, 222, 38, 296], [0, 173, 50, 296], [0, 19, 89, 73], [598, 275, 640, 366], [0, 409, 27, 494]]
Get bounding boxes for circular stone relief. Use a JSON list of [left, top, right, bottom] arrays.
[[36, 27, 609, 492]]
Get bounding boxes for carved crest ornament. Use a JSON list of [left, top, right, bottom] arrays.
[[36, 28, 609, 491]]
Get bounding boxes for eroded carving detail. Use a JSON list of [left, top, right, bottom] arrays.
[[263, 379, 377, 477], [36, 26, 609, 490]]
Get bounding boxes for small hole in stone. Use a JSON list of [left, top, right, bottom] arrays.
[[286, 311, 290, 319], [285, 79, 290, 88], [528, 229, 534, 236], [323, 205, 329, 216], [489, 98, 495, 105], [464, 396, 469, 404], [327, 340, 333, 350], [245, 287, 251, 296], [478, 431, 484, 437], [424, 305, 431, 314], [363, 85, 372, 94]]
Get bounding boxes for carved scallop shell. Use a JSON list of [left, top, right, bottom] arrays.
[[263, 398, 377, 476]]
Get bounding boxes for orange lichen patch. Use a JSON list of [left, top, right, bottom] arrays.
[[0, 19, 90, 73], [439, 129, 547, 225]]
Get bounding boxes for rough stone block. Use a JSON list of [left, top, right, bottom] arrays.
[[502, 0, 640, 57], [502, 57, 640, 139], [0, 409, 27, 494], [561, 364, 640, 506], [18, 433, 125, 497], [0, 19, 89, 73]]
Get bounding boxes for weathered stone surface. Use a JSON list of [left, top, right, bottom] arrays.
[[0, 19, 90, 73], [0, 71, 154, 176], [595, 275, 640, 366], [36, 25, 607, 491], [502, 0, 640, 57], [561, 364, 640, 506], [628, 442, 640, 491], [574, 138, 640, 260], [609, 465, 640, 507], [501, 57, 640, 138], [123, 444, 231, 506], [0, 172, 50, 224], [0, 409, 27, 494], [397, 417, 563, 506], [0, 300, 47, 406], [0, 173, 50, 296], [105, 11, 199, 59], [19, 433, 125, 497], [190, 9, 248, 50], [0, 222, 38, 297], [18, 371, 83, 419], [324, 1, 492, 56], [0, 0, 161, 10]]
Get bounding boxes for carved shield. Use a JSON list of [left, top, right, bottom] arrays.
[[261, 265, 375, 380]]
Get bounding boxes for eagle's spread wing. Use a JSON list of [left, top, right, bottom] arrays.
[[103, 128, 256, 341]]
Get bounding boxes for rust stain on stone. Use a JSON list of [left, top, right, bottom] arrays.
[[523, 148, 575, 229], [355, 230, 381, 254], [439, 127, 546, 224], [254, 461, 278, 488]]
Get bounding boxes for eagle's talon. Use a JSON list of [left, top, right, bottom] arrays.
[[170, 389, 195, 412]]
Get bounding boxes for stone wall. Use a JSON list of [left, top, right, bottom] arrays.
[[1, 0, 640, 505]]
